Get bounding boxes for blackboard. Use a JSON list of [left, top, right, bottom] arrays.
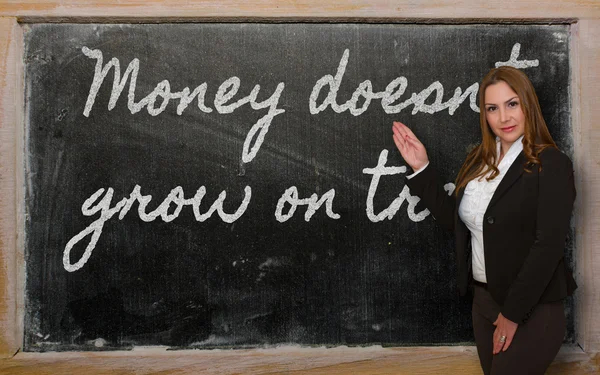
[[23, 23, 573, 351]]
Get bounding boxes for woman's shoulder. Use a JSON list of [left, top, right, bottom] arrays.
[[538, 146, 571, 162], [537, 146, 573, 172]]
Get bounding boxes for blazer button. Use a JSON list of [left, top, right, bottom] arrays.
[[486, 216, 495, 224]]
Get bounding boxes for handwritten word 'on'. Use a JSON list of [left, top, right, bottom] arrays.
[[81, 47, 285, 164], [309, 43, 538, 117], [275, 187, 340, 222]]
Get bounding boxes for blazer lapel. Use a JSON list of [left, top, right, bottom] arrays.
[[487, 151, 526, 209]]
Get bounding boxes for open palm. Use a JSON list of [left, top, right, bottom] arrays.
[[392, 121, 429, 171]]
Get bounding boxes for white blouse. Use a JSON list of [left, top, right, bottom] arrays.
[[458, 136, 524, 283]]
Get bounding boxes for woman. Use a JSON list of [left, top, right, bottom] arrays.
[[392, 66, 576, 375]]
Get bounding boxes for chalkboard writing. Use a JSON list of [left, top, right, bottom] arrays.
[[24, 24, 572, 350]]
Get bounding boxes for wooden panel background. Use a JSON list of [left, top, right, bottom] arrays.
[[574, 17, 600, 359], [0, 1, 599, 373], [0, 15, 22, 358]]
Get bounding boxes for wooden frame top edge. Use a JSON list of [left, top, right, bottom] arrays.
[[13, 17, 580, 24], [0, 0, 599, 19]]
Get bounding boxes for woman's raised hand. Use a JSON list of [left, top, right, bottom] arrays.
[[392, 121, 429, 172]]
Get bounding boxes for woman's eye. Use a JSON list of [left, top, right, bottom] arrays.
[[486, 106, 497, 112], [508, 101, 519, 108]]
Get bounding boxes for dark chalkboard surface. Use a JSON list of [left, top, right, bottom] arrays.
[[23, 23, 572, 351]]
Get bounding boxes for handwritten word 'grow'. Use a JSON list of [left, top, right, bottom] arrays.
[[63, 185, 252, 272]]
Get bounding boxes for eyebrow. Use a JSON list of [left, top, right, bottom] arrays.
[[485, 96, 519, 106]]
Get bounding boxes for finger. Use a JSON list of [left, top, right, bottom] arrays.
[[392, 126, 407, 145], [393, 122, 409, 141], [393, 123, 425, 162], [494, 337, 505, 355], [404, 135, 422, 149], [400, 124, 422, 144], [502, 335, 513, 352], [502, 328, 517, 352], [393, 127, 414, 154], [393, 121, 411, 133], [492, 328, 504, 355], [392, 133, 407, 153], [394, 125, 418, 147], [403, 133, 424, 150], [493, 334, 501, 354], [392, 125, 405, 141], [392, 121, 407, 130]]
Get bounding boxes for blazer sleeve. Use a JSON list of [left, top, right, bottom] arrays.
[[501, 148, 576, 324], [404, 164, 456, 232]]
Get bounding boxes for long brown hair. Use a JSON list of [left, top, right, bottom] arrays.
[[454, 66, 557, 193]]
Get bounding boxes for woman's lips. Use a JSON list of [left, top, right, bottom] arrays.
[[502, 125, 517, 132]]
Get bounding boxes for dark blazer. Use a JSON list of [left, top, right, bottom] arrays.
[[405, 147, 577, 324]]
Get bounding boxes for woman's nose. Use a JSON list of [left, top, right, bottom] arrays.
[[499, 108, 509, 123]]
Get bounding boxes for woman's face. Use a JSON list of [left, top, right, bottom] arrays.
[[484, 81, 526, 155]]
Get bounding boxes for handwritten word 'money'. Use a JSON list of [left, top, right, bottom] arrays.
[[310, 43, 539, 116], [81, 47, 285, 163], [63, 185, 252, 272], [363, 150, 455, 222]]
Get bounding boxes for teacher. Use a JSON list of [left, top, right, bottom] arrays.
[[392, 66, 577, 375]]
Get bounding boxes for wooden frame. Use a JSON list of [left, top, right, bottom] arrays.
[[1, 1, 599, 373]]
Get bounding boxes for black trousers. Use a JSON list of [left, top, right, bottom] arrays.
[[472, 284, 565, 375]]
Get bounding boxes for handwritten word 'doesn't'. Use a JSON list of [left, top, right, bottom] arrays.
[[309, 43, 538, 116]]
